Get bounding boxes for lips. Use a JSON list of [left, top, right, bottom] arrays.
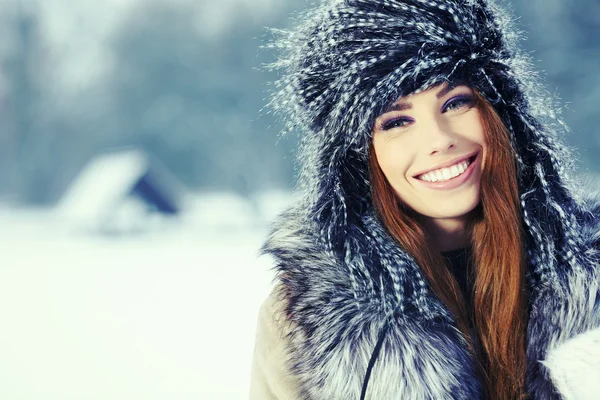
[[413, 151, 480, 190], [412, 151, 479, 179]]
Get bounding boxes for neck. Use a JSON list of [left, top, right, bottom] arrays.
[[418, 216, 471, 252]]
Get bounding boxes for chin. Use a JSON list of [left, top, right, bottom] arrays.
[[422, 200, 481, 220]]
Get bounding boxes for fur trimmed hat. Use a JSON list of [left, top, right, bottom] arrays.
[[264, 0, 593, 318]]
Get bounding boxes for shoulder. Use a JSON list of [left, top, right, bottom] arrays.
[[250, 283, 302, 400], [532, 179, 600, 395], [260, 205, 357, 313], [256, 283, 295, 340]]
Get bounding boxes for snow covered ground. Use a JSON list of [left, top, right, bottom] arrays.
[[0, 197, 281, 399]]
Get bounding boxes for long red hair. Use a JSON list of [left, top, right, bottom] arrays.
[[368, 91, 529, 399]]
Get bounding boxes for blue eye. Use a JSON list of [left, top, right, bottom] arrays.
[[443, 95, 474, 112], [382, 117, 412, 131]]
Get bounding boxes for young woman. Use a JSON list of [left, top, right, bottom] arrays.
[[250, 0, 600, 399]]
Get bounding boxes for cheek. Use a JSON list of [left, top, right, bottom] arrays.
[[468, 126, 487, 168], [461, 112, 486, 142], [374, 141, 413, 182]]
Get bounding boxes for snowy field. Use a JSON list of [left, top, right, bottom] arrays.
[[0, 196, 281, 399]]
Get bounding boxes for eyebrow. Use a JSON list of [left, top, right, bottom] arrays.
[[385, 84, 462, 112]]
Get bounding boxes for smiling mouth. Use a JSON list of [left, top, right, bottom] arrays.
[[413, 153, 479, 182]]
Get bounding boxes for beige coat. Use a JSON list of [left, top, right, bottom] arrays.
[[249, 285, 301, 400]]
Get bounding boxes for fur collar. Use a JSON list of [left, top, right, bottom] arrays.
[[261, 189, 600, 399]]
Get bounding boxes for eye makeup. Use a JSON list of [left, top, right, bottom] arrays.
[[442, 94, 475, 112], [377, 92, 476, 132], [381, 116, 413, 131]]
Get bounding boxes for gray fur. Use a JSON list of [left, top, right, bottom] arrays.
[[262, 197, 600, 399]]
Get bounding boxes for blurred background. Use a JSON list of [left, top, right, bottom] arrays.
[[0, 0, 598, 398]]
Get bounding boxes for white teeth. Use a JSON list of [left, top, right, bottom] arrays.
[[418, 159, 471, 182], [450, 165, 459, 176]]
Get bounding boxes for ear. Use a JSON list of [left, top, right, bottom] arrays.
[[541, 325, 600, 400]]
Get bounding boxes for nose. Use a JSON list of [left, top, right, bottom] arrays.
[[421, 116, 457, 155]]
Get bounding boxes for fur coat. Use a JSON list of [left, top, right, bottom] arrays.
[[250, 0, 600, 398], [250, 194, 600, 399]]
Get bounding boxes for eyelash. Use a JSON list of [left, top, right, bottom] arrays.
[[380, 95, 475, 131]]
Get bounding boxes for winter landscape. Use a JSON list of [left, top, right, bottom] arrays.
[[1, 0, 599, 398], [0, 193, 284, 399]]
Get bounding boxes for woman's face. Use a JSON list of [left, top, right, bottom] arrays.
[[372, 82, 487, 226]]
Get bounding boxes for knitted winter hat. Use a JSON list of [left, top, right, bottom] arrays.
[[265, 0, 590, 312]]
